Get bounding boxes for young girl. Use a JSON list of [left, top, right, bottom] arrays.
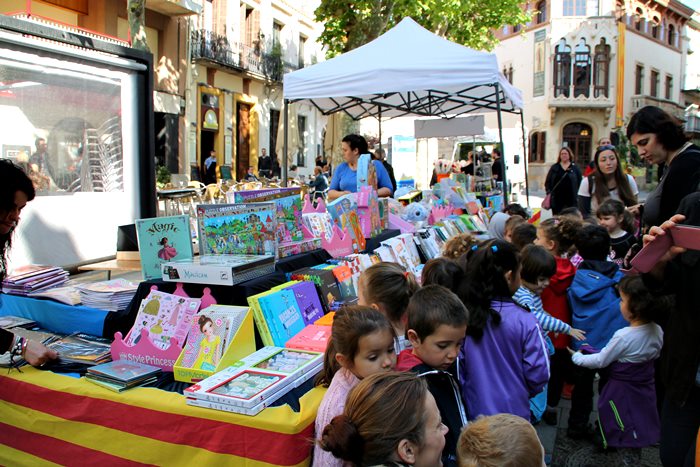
[[535, 216, 582, 412], [313, 306, 397, 467], [457, 240, 550, 420], [596, 199, 636, 266], [441, 232, 477, 260], [357, 262, 419, 352], [420, 257, 464, 294], [513, 244, 585, 423], [570, 275, 663, 459]]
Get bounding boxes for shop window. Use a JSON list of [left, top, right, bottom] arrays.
[[593, 39, 610, 97], [529, 131, 546, 163], [574, 38, 591, 97], [554, 39, 572, 97]]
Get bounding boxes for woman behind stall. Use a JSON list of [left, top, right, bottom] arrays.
[[0, 159, 58, 367], [627, 105, 700, 229], [327, 134, 393, 201], [577, 145, 638, 217], [544, 147, 582, 214]]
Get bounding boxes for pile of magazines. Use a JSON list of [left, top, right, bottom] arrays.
[[2, 265, 68, 295], [76, 279, 139, 311]]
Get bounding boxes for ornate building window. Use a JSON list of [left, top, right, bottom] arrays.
[[574, 39, 591, 97], [635, 64, 644, 94], [665, 75, 673, 100], [554, 39, 572, 97], [535, 1, 547, 24], [668, 24, 676, 46], [651, 16, 660, 39], [650, 69, 660, 97], [529, 131, 546, 163], [634, 8, 644, 31], [593, 39, 610, 97]]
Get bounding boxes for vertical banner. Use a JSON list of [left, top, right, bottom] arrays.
[[533, 30, 546, 97]]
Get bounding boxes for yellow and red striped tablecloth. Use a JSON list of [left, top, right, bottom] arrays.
[[0, 368, 324, 466]]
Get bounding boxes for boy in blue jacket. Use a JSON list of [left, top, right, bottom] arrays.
[[567, 224, 627, 439]]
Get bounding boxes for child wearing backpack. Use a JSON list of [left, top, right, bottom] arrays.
[[457, 240, 550, 421], [566, 224, 628, 439], [535, 216, 583, 418], [570, 275, 662, 460], [513, 245, 586, 423], [396, 285, 469, 466]]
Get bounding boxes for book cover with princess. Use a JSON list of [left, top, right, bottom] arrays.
[[196, 203, 277, 256], [326, 194, 366, 252], [231, 187, 304, 244], [126, 290, 201, 350], [135, 215, 193, 280]]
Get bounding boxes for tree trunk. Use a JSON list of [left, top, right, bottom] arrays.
[[128, 0, 150, 52]]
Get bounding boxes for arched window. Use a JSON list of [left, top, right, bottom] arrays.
[[554, 39, 572, 97], [651, 16, 660, 39], [593, 39, 610, 97], [634, 8, 644, 31], [563, 123, 593, 167], [668, 24, 676, 46], [536, 1, 547, 24], [574, 38, 591, 97]]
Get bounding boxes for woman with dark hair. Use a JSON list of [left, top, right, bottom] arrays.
[[319, 371, 447, 466], [544, 146, 583, 214], [577, 145, 639, 217], [0, 159, 58, 367], [327, 134, 393, 201], [627, 105, 700, 228]]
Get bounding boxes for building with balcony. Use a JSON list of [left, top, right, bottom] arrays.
[[491, 0, 695, 190]]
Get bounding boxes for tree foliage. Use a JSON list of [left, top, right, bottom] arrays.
[[315, 0, 531, 57], [128, 0, 150, 52]]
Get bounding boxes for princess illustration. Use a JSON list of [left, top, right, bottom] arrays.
[[157, 237, 178, 260]]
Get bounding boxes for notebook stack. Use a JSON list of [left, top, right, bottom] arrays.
[[185, 346, 323, 416], [86, 360, 162, 392], [2, 265, 68, 296], [76, 279, 139, 311]]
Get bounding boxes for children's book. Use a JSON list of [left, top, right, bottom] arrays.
[[231, 188, 304, 245], [301, 212, 334, 241], [285, 325, 332, 353], [179, 305, 249, 370], [161, 254, 275, 285], [326, 194, 366, 252], [257, 289, 306, 347], [356, 153, 378, 191], [126, 290, 201, 350], [287, 281, 326, 325], [196, 203, 277, 256], [332, 265, 356, 299], [87, 360, 161, 384], [46, 332, 113, 365], [86, 375, 158, 392], [135, 215, 193, 280], [0, 315, 37, 330], [314, 312, 335, 326], [290, 267, 342, 311]]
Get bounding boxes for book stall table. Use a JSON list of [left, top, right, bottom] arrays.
[[0, 367, 325, 466]]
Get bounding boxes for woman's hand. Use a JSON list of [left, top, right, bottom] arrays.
[[24, 339, 58, 367], [627, 203, 643, 217], [643, 214, 686, 276]]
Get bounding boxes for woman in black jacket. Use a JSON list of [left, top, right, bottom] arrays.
[[544, 146, 582, 214]]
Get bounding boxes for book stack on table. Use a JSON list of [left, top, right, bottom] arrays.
[[85, 360, 162, 392], [2, 265, 68, 295], [45, 332, 113, 365], [76, 278, 139, 311]]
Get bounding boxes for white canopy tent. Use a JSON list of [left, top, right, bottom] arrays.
[[282, 17, 529, 203]]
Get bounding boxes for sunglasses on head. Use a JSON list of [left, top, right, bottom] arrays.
[[597, 144, 616, 151]]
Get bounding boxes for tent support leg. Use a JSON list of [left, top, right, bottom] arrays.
[[283, 99, 289, 187], [494, 83, 508, 208], [520, 110, 530, 208], [378, 106, 382, 153]]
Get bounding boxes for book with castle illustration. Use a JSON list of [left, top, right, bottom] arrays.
[[230, 187, 305, 245], [126, 290, 201, 350], [135, 215, 193, 280], [196, 203, 277, 256]]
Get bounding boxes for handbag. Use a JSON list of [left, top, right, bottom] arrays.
[[542, 167, 570, 210]]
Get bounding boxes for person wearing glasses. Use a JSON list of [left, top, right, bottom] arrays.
[[577, 144, 638, 218]]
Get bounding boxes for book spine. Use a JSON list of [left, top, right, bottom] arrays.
[[246, 297, 275, 347]]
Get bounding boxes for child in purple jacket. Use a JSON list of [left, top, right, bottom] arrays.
[[457, 240, 550, 421]]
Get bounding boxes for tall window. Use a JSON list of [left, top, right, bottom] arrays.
[[554, 39, 572, 97], [651, 17, 660, 39], [535, 1, 546, 23], [635, 64, 644, 94], [299, 35, 306, 68], [297, 115, 307, 167], [503, 65, 514, 83], [574, 39, 591, 97], [650, 70, 659, 97], [273, 21, 283, 49], [563, 0, 586, 16], [529, 131, 546, 163], [668, 24, 676, 46], [665, 75, 673, 100], [634, 8, 644, 31], [593, 39, 610, 97]]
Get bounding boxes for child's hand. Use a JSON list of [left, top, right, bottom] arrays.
[[569, 328, 586, 341], [566, 347, 576, 356]]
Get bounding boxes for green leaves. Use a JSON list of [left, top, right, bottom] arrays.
[[315, 0, 531, 57]]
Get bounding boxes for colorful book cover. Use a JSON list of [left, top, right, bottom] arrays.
[[332, 265, 356, 300], [135, 215, 193, 280], [232, 188, 304, 244], [127, 290, 201, 350], [196, 203, 277, 256], [301, 212, 334, 241], [356, 154, 378, 191], [357, 186, 381, 238], [246, 290, 276, 347], [180, 305, 248, 370], [285, 325, 332, 353], [326, 193, 365, 252], [314, 312, 335, 326], [288, 281, 325, 325], [257, 289, 306, 347], [208, 369, 286, 402]]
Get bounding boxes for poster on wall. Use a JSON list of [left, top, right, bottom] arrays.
[[533, 29, 546, 97]]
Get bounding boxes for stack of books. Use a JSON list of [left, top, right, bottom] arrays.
[[161, 254, 275, 286], [85, 361, 162, 392], [185, 346, 323, 415], [2, 265, 68, 296], [45, 332, 113, 365], [76, 279, 139, 311]]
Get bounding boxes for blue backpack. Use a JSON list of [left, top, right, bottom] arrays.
[[567, 267, 628, 351]]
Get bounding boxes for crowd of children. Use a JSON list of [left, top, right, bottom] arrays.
[[313, 201, 671, 467]]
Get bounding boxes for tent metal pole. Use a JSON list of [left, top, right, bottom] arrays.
[[494, 83, 508, 208], [519, 110, 530, 207], [378, 106, 382, 153], [283, 99, 289, 187]]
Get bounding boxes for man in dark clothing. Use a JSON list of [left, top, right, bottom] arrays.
[[258, 148, 272, 178], [491, 148, 504, 182], [203, 150, 217, 185], [374, 148, 397, 193]]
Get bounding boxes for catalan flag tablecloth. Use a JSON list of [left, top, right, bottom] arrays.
[[0, 368, 324, 466]]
